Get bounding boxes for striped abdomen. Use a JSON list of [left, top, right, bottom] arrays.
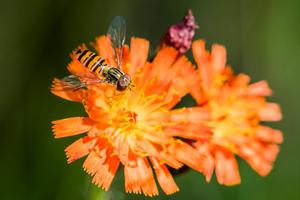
[[74, 48, 107, 75]]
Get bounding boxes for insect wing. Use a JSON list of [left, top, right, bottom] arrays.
[[52, 74, 104, 91], [107, 16, 126, 68]]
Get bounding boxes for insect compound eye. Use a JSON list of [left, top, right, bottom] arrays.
[[123, 74, 131, 83], [117, 80, 126, 91], [117, 74, 131, 91]]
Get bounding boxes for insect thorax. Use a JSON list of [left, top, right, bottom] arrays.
[[105, 67, 123, 84]]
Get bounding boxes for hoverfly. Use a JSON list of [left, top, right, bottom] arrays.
[[54, 16, 131, 91]]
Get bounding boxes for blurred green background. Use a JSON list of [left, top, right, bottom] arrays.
[[1, 0, 299, 199]]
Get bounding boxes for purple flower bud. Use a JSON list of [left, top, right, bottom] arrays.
[[164, 9, 199, 54]]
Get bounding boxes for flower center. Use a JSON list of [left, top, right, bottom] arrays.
[[128, 112, 138, 123], [110, 109, 138, 125], [208, 95, 259, 148]]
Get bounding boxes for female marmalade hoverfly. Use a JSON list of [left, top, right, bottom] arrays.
[[56, 16, 132, 91]]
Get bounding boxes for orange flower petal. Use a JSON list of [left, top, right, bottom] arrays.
[[248, 81, 272, 96], [194, 142, 214, 182], [190, 72, 207, 105], [52, 117, 94, 138], [142, 47, 178, 90], [262, 144, 280, 162], [159, 152, 183, 169], [169, 107, 210, 123], [51, 78, 85, 102], [151, 47, 178, 77], [94, 36, 116, 66], [65, 136, 95, 163], [125, 157, 158, 196], [192, 40, 209, 67], [92, 155, 120, 191], [83, 151, 106, 176], [255, 126, 283, 144], [247, 141, 278, 162], [83, 88, 111, 122], [67, 58, 90, 76], [211, 43, 226, 73], [116, 141, 137, 167], [121, 44, 130, 72], [231, 73, 250, 90], [165, 107, 211, 140], [237, 143, 274, 176], [87, 123, 108, 137], [259, 103, 282, 121], [163, 56, 198, 108], [129, 37, 149, 76], [138, 47, 197, 109], [143, 131, 171, 144], [139, 139, 183, 169], [215, 149, 241, 185], [150, 157, 179, 195], [192, 40, 214, 90], [168, 141, 204, 172], [164, 124, 211, 140], [82, 137, 120, 190]]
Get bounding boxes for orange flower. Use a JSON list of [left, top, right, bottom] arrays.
[[51, 36, 210, 196], [190, 40, 283, 185]]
